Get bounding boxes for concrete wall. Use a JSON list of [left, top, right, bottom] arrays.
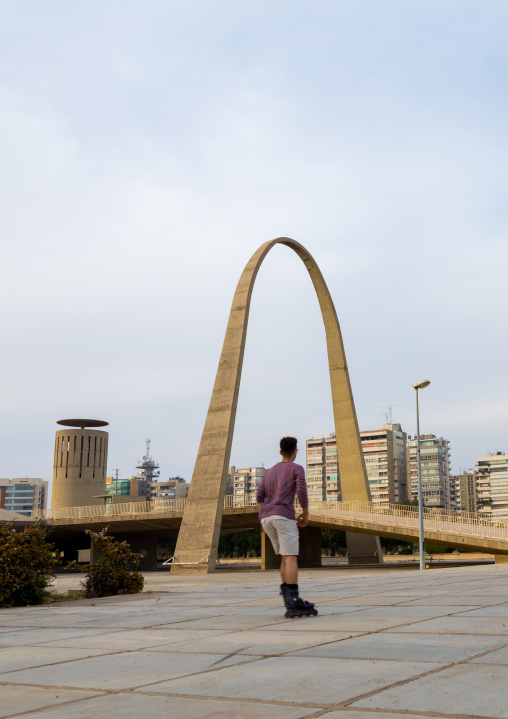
[[52, 429, 108, 509]]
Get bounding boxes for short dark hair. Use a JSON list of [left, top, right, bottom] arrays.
[[280, 436, 298, 457]]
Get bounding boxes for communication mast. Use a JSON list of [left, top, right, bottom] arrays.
[[383, 405, 398, 425], [136, 438, 160, 486]]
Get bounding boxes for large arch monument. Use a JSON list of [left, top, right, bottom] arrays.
[[172, 238, 381, 573]]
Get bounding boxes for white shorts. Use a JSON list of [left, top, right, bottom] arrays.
[[261, 515, 299, 556]]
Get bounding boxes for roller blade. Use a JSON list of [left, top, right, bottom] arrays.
[[285, 607, 318, 619]]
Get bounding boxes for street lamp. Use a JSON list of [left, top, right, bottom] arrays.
[[412, 379, 431, 570]]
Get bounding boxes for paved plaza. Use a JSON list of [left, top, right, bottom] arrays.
[[2, 565, 508, 718]]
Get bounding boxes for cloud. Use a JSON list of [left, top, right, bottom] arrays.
[[0, 2, 507, 492]]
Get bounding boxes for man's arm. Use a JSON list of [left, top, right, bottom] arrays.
[[295, 465, 309, 527], [256, 476, 266, 521]]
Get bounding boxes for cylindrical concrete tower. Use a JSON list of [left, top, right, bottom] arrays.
[[52, 419, 109, 509]]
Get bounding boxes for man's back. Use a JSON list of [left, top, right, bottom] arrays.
[[257, 461, 308, 521]]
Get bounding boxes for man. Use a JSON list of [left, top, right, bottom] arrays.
[[256, 436, 317, 617]]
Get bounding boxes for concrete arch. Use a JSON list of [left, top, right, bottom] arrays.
[[172, 238, 381, 573]]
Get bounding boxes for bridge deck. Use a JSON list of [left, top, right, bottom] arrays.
[[33, 498, 508, 556]]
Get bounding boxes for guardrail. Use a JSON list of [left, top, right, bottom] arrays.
[[32, 498, 187, 520], [33, 495, 508, 544]]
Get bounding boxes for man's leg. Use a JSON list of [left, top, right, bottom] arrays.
[[281, 555, 298, 585]]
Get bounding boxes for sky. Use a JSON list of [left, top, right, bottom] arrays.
[[1, 1, 507, 495]]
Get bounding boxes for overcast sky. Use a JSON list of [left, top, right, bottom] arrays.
[[1, 1, 507, 495]]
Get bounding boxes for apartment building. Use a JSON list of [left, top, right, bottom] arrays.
[[0, 478, 48, 517], [229, 466, 265, 505], [406, 434, 451, 510], [306, 423, 407, 507], [476, 452, 508, 519], [151, 476, 189, 506], [449, 470, 478, 515], [306, 435, 340, 501], [360, 424, 407, 506]]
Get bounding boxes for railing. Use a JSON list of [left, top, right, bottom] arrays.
[[306, 499, 508, 543], [32, 498, 187, 520], [33, 495, 508, 544]]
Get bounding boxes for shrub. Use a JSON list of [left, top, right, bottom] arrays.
[[424, 543, 447, 554], [67, 528, 144, 598], [0, 522, 57, 608], [398, 545, 414, 555]]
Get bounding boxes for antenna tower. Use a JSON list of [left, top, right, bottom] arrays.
[[382, 404, 399, 425], [136, 437, 160, 484]]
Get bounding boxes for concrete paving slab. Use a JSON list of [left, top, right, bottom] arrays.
[[145, 655, 441, 704], [2, 649, 255, 691], [269, 614, 419, 632], [0, 685, 102, 718], [319, 712, 441, 719], [470, 645, 508, 664], [352, 663, 508, 717], [13, 692, 319, 719], [0, 645, 113, 673], [392, 616, 508, 635], [160, 614, 288, 630], [459, 605, 508, 617], [288, 631, 508, 662], [0, 626, 33, 635], [317, 595, 425, 606], [461, 588, 508, 596], [2, 615, 146, 629], [331, 604, 468, 619], [148, 629, 357, 656], [0, 627, 125, 646], [397, 597, 497, 606], [36, 628, 234, 650]]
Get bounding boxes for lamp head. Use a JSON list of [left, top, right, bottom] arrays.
[[412, 379, 431, 390]]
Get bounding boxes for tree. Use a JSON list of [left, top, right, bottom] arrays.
[[321, 529, 346, 556], [396, 498, 419, 509], [218, 529, 261, 558]]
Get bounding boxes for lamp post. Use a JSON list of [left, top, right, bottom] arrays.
[[412, 379, 431, 570]]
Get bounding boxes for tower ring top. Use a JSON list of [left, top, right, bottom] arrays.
[[56, 419, 109, 429]]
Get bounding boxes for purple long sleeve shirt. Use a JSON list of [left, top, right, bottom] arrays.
[[256, 461, 309, 521]]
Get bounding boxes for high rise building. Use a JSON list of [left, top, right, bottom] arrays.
[[449, 470, 478, 515], [476, 452, 508, 519], [306, 435, 340, 501], [0, 478, 48, 517], [229, 466, 265, 506], [306, 423, 407, 507], [225, 466, 235, 496], [360, 424, 407, 506], [406, 434, 451, 510]]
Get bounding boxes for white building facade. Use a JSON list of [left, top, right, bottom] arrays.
[[406, 434, 451, 510]]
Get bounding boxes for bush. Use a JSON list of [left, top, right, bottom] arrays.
[[0, 522, 57, 608], [398, 545, 414, 555], [424, 543, 448, 554], [67, 528, 144, 598]]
